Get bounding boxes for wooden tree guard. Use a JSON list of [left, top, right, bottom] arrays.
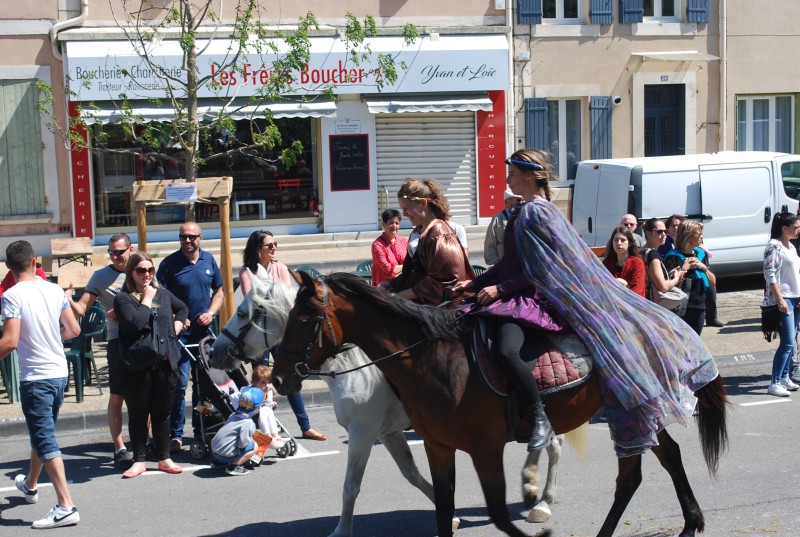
[[132, 177, 235, 327]]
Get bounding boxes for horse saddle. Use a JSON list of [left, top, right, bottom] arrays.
[[467, 318, 593, 398]]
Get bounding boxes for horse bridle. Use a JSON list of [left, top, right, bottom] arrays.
[[220, 302, 273, 364]]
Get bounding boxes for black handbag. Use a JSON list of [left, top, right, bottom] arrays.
[[124, 310, 167, 371], [760, 305, 781, 342]]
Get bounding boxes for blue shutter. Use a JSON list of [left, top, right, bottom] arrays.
[[518, 0, 543, 25], [619, 0, 643, 23], [590, 96, 612, 159], [590, 0, 613, 25], [525, 98, 548, 150], [686, 0, 709, 23]]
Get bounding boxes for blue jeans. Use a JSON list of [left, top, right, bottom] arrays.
[[773, 297, 800, 384], [287, 392, 311, 433], [170, 335, 201, 440], [20, 377, 67, 460]]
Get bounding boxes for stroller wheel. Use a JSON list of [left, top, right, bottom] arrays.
[[287, 438, 297, 457], [190, 438, 208, 460], [276, 443, 290, 458]]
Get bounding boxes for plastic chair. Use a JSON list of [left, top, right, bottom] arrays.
[[296, 265, 322, 279], [471, 264, 488, 276], [64, 304, 107, 402]]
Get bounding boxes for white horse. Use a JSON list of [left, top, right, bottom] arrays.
[[210, 277, 562, 536]]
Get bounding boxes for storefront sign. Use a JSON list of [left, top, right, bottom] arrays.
[[68, 102, 94, 238], [65, 35, 508, 101], [476, 90, 507, 218]]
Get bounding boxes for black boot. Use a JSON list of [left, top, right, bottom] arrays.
[[527, 402, 554, 452]]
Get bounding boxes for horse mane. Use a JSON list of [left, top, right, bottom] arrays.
[[249, 278, 298, 333], [319, 272, 470, 341]]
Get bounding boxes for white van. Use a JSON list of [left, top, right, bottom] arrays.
[[572, 151, 800, 276]]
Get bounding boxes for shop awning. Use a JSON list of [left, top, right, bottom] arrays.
[[79, 98, 337, 124], [632, 51, 719, 61], [362, 93, 493, 114]]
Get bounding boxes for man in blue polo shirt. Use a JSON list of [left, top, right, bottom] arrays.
[[157, 222, 224, 453]]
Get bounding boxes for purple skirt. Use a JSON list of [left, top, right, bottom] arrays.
[[460, 287, 565, 332]]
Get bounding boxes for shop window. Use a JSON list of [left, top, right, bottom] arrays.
[[736, 96, 794, 153], [92, 117, 317, 229]]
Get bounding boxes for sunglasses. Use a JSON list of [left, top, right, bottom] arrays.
[[651, 229, 667, 235], [261, 242, 278, 249], [622, 222, 637, 227], [134, 267, 155, 275], [179, 234, 200, 241], [108, 248, 128, 256]]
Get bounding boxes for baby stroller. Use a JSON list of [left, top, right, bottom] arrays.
[[180, 336, 297, 461]]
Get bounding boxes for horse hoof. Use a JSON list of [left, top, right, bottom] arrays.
[[452, 517, 460, 532], [526, 503, 552, 523]]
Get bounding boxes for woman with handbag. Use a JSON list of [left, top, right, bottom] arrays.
[[452, 150, 566, 453], [663, 221, 716, 335], [762, 212, 800, 397], [642, 218, 685, 307], [602, 226, 646, 297], [114, 252, 188, 478]]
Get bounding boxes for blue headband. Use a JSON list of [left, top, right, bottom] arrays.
[[506, 158, 544, 171]]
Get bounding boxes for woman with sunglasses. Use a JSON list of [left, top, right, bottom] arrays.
[[454, 148, 718, 461], [237, 230, 327, 441], [114, 252, 188, 478], [642, 218, 684, 303]]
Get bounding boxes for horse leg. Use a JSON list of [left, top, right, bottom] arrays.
[[651, 430, 705, 537], [470, 449, 536, 537], [423, 442, 459, 537], [380, 430, 435, 502], [327, 430, 376, 537], [524, 434, 563, 523], [596, 454, 643, 537]]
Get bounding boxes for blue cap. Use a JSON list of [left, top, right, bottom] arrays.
[[235, 386, 264, 418]]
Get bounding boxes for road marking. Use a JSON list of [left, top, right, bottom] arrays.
[[739, 399, 792, 407], [0, 482, 53, 494]]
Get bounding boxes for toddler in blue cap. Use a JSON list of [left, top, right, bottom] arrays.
[[210, 386, 264, 476]]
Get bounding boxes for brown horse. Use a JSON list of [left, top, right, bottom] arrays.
[[272, 272, 728, 537]]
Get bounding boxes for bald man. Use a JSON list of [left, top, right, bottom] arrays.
[[620, 214, 645, 248]]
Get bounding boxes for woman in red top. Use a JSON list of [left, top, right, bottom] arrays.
[[602, 226, 646, 297], [371, 209, 408, 286]]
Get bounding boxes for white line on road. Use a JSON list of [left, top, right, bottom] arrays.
[[739, 399, 792, 407], [0, 482, 53, 494]]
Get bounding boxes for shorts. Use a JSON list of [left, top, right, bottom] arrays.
[[107, 338, 123, 396], [212, 440, 256, 464], [20, 377, 67, 460]]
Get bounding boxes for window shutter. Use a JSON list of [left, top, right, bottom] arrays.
[[619, 0, 643, 23], [686, 0, 709, 23], [590, 0, 614, 25], [518, 0, 543, 25], [590, 96, 612, 159], [525, 98, 549, 150]]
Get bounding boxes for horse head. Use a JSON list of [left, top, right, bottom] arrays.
[[272, 270, 351, 395], [210, 276, 298, 370]]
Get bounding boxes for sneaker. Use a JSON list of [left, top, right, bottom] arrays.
[[169, 438, 183, 453], [768, 383, 791, 397], [780, 377, 800, 391], [32, 505, 79, 529], [15, 474, 37, 504], [270, 436, 287, 449], [225, 465, 250, 476], [114, 448, 134, 470]]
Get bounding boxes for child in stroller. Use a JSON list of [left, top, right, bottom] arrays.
[[187, 337, 296, 461], [231, 365, 287, 450]]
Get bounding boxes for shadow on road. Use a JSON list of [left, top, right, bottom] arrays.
[[722, 373, 771, 397]]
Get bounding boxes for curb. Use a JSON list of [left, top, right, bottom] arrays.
[[0, 351, 774, 438], [0, 385, 333, 439]]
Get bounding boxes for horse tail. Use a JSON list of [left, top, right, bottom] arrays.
[[563, 424, 589, 465], [695, 374, 729, 477]]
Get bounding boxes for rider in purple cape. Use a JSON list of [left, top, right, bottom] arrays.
[[516, 198, 719, 457]]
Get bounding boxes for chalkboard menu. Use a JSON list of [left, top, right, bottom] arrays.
[[329, 134, 370, 191]]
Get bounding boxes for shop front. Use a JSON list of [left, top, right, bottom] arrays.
[[61, 32, 509, 241]]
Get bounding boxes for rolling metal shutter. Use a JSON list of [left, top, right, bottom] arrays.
[[376, 112, 477, 225]]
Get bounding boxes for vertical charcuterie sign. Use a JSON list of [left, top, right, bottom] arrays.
[[68, 101, 94, 238], [476, 90, 507, 218]]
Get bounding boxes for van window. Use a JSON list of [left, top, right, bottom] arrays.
[[781, 162, 800, 201]]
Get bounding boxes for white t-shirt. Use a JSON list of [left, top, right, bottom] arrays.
[[1, 279, 69, 381], [779, 242, 800, 299]]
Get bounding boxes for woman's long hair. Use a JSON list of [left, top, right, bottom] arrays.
[[507, 148, 554, 201], [123, 251, 156, 294], [397, 179, 450, 221], [243, 230, 273, 273], [604, 226, 641, 265], [769, 212, 799, 240]]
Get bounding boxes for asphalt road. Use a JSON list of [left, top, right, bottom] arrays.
[[0, 353, 797, 537]]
